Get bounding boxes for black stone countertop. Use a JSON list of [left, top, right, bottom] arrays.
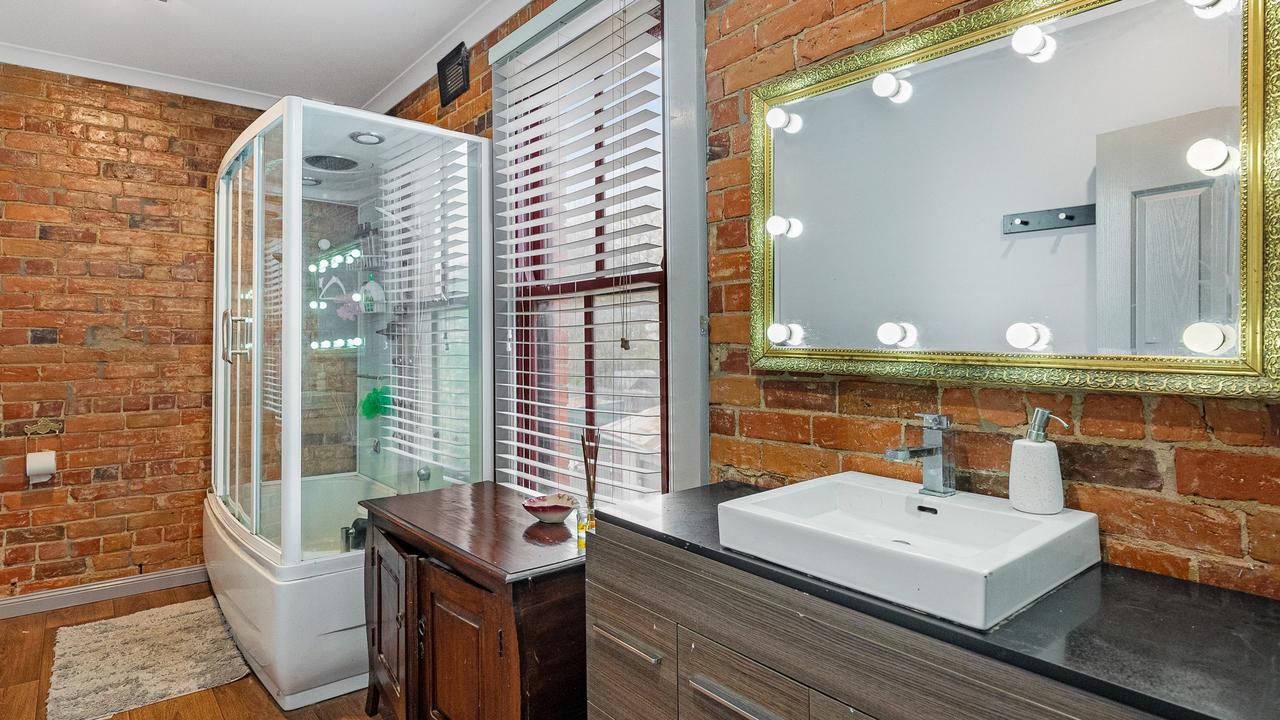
[[596, 481, 1280, 720]]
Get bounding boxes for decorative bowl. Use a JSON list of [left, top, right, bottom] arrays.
[[522, 493, 578, 524]]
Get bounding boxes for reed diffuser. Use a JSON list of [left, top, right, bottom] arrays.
[[577, 427, 601, 541]]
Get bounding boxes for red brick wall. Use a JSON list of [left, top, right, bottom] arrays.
[[704, 0, 1280, 600], [0, 64, 256, 596]]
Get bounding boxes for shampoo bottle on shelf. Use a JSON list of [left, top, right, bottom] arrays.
[[1009, 407, 1070, 515]]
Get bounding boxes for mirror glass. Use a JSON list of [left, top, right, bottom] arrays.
[[769, 0, 1243, 358]]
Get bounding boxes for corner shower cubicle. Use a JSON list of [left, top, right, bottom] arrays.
[[204, 96, 491, 709]]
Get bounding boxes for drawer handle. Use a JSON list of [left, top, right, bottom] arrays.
[[688, 675, 778, 720], [591, 623, 662, 665]]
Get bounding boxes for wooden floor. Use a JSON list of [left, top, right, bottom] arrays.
[[0, 583, 370, 720]]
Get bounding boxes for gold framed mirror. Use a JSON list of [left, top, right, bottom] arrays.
[[749, 0, 1277, 397]]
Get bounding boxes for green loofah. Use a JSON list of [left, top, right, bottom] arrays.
[[360, 386, 392, 419]]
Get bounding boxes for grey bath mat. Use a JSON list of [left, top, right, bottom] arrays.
[[46, 596, 249, 720]]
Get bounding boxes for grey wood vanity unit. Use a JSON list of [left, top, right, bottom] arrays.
[[587, 482, 1280, 720]]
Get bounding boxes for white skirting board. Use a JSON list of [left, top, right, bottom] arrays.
[[0, 565, 209, 620]]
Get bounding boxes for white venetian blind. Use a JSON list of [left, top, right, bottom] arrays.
[[374, 135, 476, 484], [492, 0, 666, 504]]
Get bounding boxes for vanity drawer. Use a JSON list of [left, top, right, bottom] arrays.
[[677, 627, 808, 720], [586, 580, 678, 720], [811, 691, 877, 720]]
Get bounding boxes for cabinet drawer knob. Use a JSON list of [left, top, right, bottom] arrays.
[[591, 623, 662, 665], [688, 675, 778, 720]]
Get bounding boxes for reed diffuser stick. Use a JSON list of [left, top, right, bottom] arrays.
[[580, 427, 600, 526]]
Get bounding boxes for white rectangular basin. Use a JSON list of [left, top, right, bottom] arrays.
[[717, 472, 1099, 630]]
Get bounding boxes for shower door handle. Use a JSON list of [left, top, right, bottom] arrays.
[[221, 309, 250, 364], [220, 310, 232, 364]]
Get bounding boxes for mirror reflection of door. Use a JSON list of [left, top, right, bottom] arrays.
[[1095, 107, 1239, 356]]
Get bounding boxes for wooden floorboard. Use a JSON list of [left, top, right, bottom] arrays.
[[0, 581, 369, 720], [0, 613, 47, 688]]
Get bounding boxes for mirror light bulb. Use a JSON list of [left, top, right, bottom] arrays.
[[1011, 25, 1057, 62], [350, 337, 364, 347], [308, 264, 318, 273], [310, 341, 319, 349], [871, 73, 913, 103], [334, 339, 346, 348], [766, 323, 790, 344], [1182, 322, 1233, 354], [350, 248, 361, 258], [1186, 138, 1237, 176], [765, 215, 803, 238], [876, 322, 919, 348], [309, 300, 318, 309], [1006, 322, 1052, 351], [352, 292, 363, 302], [318, 260, 328, 272], [318, 301, 328, 310], [1186, 0, 1237, 18], [765, 323, 806, 346], [320, 340, 332, 349], [345, 255, 354, 264], [764, 108, 804, 134], [784, 323, 805, 346]]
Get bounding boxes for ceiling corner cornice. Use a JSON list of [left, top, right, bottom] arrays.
[[0, 41, 279, 109]]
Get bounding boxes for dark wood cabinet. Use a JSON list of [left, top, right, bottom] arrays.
[[366, 525, 417, 720], [362, 483, 586, 720]]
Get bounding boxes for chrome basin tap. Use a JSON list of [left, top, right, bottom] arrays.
[[885, 413, 955, 497]]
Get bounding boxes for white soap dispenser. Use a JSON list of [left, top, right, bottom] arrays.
[[1009, 407, 1069, 514]]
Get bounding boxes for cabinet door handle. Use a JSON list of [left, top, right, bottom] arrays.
[[591, 623, 662, 665], [688, 675, 778, 720]]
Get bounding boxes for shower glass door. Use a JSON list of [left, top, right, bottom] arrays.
[[218, 144, 259, 534]]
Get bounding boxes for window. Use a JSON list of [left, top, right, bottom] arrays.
[[492, 0, 667, 504]]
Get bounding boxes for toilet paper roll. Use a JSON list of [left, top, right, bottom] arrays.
[[26, 450, 55, 484]]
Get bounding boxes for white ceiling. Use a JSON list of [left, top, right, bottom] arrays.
[[0, 0, 527, 112]]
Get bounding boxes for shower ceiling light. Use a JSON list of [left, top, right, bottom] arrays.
[[349, 131, 386, 145], [301, 176, 321, 187]]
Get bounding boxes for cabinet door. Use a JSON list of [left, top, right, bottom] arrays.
[[677, 627, 808, 720], [368, 525, 418, 720], [418, 559, 506, 720], [586, 581, 677, 720]]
